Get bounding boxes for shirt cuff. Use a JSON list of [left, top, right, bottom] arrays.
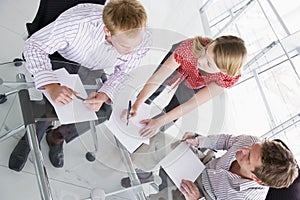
[[33, 70, 59, 89], [98, 84, 115, 104]]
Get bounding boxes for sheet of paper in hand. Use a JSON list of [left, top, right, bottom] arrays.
[[159, 142, 205, 188], [105, 100, 150, 153], [42, 68, 98, 124]]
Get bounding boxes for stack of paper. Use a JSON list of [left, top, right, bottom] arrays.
[[42, 68, 98, 124], [159, 143, 205, 188], [105, 102, 150, 153]]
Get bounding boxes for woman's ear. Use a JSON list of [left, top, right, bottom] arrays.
[[252, 175, 264, 185]]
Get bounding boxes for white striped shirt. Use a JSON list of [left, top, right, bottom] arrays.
[[24, 3, 151, 102], [198, 134, 269, 200]]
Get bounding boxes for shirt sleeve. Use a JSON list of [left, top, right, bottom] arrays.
[[24, 13, 78, 89], [98, 30, 152, 103], [215, 73, 241, 88], [174, 39, 193, 64], [198, 134, 259, 151]]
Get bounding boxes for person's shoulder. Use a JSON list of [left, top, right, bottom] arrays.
[[60, 3, 104, 21], [69, 3, 104, 12], [175, 38, 194, 54], [214, 73, 241, 88], [236, 134, 260, 145], [179, 38, 194, 46]]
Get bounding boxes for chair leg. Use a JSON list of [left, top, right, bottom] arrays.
[[85, 120, 98, 162]]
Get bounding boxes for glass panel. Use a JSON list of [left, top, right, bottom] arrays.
[[267, 125, 300, 163], [259, 58, 300, 124], [226, 78, 271, 136], [271, 0, 300, 34]]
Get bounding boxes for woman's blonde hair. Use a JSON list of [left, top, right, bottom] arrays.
[[103, 0, 147, 36], [193, 35, 247, 76]]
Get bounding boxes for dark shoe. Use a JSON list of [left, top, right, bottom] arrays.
[[46, 133, 64, 168], [48, 142, 64, 168], [121, 169, 153, 188], [9, 137, 30, 172]]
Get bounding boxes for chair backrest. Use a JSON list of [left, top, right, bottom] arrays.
[[265, 139, 300, 200], [26, 0, 106, 62]]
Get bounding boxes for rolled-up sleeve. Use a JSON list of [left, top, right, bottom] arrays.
[[24, 16, 77, 89], [198, 134, 259, 151]]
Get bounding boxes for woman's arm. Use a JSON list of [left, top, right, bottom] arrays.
[[131, 53, 180, 114], [140, 82, 224, 137], [163, 82, 224, 124]]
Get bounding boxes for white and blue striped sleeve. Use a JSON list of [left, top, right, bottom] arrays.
[[23, 10, 78, 89]]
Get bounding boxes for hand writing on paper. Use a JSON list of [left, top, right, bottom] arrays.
[[182, 132, 200, 147], [121, 104, 138, 123], [44, 83, 76, 106], [180, 179, 202, 200], [139, 118, 163, 138], [84, 92, 109, 111]]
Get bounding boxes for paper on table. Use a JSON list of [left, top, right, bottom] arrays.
[[105, 102, 150, 153], [159, 142, 205, 188], [42, 68, 98, 124]]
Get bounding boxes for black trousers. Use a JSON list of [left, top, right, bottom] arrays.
[[145, 42, 202, 124]]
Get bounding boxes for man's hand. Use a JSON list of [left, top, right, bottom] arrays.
[[84, 92, 109, 111], [180, 179, 202, 200], [44, 83, 75, 106], [182, 132, 199, 147]]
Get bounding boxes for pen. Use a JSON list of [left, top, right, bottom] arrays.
[[181, 133, 200, 142], [126, 100, 132, 126], [75, 95, 85, 101]]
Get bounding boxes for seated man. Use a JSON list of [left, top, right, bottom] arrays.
[[178, 133, 299, 200], [132, 133, 299, 200], [9, 0, 151, 171]]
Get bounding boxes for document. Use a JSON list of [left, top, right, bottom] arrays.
[[42, 68, 98, 124], [105, 101, 150, 153], [159, 143, 205, 188]]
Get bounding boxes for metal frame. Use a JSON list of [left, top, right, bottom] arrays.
[[260, 113, 300, 139]]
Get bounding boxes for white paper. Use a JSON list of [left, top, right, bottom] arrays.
[[105, 102, 150, 153], [159, 143, 205, 188], [42, 68, 98, 124]]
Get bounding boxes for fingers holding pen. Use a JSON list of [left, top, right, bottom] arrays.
[[182, 132, 200, 147]]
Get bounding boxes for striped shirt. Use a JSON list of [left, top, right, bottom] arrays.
[[197, 134, 269, 200], [24, 3, 151, 102]]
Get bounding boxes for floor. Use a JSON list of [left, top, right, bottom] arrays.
[[0, 0, 209, 199]]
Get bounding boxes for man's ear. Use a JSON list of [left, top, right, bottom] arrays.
[[251, 175, 264, 185], [103, 26, 111, 37]]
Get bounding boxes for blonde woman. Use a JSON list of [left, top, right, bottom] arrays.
[[126, 35, 247, 138]]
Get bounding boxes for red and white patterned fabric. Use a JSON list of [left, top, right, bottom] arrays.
[[167, 38, 241, 89]]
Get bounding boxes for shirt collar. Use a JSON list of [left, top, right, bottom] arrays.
[[232, 177, 267, 191]]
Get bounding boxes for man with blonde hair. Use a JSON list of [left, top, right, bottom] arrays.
[[9, 0, 151, 170]]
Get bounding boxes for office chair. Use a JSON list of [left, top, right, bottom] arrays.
[[265, 139, 300, 200], [6, 0, 110, 161]]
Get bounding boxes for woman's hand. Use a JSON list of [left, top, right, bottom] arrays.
[[121, 103, 139, 123], [180, 179, 202, 200], [139, 118, 164, 138], [182, 132, 199, 147]]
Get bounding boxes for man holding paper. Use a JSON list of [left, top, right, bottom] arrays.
[[9, 0, 151, 171], [173, 133, 298, 200], [131, 133, 298, 200]]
